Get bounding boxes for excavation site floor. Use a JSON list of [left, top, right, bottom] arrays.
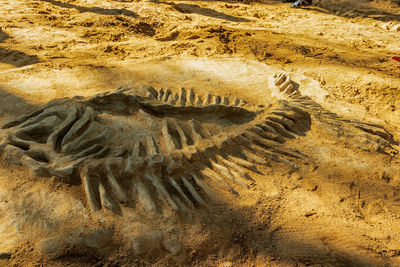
[[0, 0, 400, 266]]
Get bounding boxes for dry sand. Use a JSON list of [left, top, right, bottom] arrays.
[[0, 0, 400, 266]]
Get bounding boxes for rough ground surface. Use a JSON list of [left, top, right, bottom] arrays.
[[0, 0, 400, 266]]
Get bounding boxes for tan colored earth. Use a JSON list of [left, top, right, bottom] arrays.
[[0, 0, 400, 266]]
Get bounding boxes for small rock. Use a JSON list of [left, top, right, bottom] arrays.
[[38, 238, 64, 255], [132, 231, 163, 255], [392, 24, 400, 31], [38, 228, 113, 255], [81, 229, 113, 248], [163, 238, 182, 255]]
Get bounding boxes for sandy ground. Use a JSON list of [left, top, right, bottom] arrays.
[[0, 0, 400, 266]]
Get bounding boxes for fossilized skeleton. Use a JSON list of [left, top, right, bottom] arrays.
[[0, 73, 395, 214]]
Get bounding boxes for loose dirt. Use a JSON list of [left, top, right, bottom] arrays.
[[0, 0, 400, 266]]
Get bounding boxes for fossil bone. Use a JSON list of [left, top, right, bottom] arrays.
[[0, 77, 395, 216]]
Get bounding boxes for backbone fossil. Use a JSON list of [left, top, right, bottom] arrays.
[[0, 73, 395, 214]]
